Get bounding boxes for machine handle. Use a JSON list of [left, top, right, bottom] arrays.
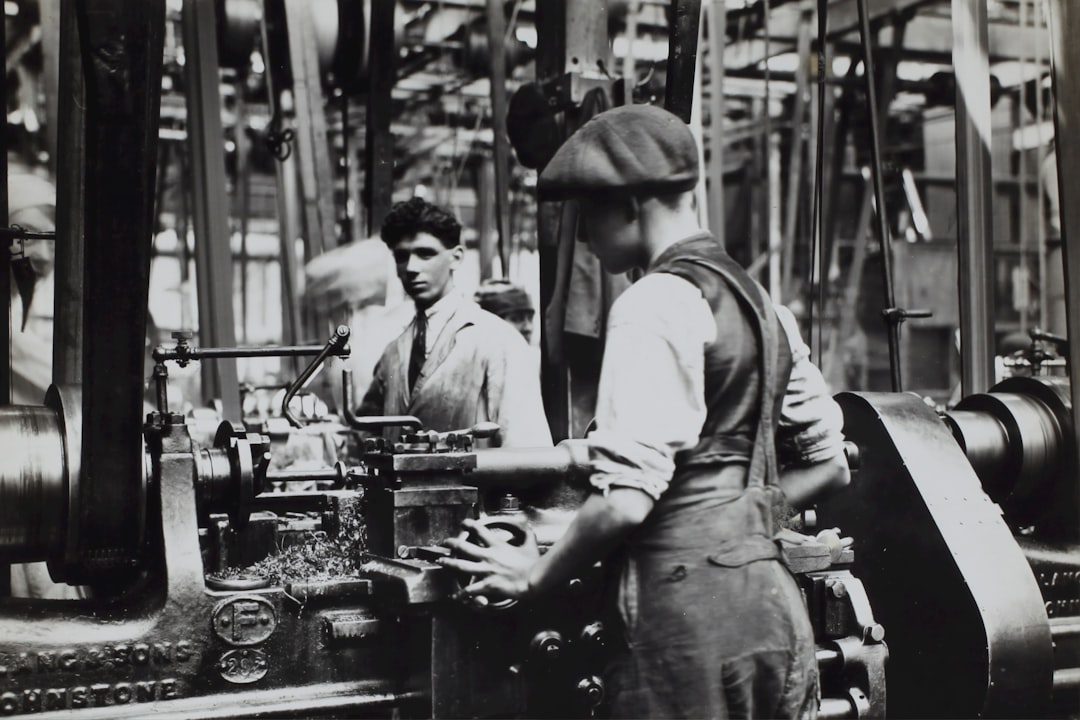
[[340, 367, 424, 432], [282, 326, 351, 428], [451, 516, 530, 611]]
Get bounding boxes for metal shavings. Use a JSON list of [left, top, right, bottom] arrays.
[[219, 500, 366, 586]]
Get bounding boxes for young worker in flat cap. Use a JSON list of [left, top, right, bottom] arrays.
[[441, 103, 848, 719], [357, 197, 551, 448], [474, 279, 536, 344]]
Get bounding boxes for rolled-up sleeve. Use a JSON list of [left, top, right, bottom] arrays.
[[774, 305, 846, 467], [588, 274, 715, 500]]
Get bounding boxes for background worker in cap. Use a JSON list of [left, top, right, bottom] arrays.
[[357, 197, 551, 449], [441, 103, 848, 719], [474, 279, 536, 344]]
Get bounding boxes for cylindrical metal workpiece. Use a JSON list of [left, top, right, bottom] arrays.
[[470, 440, 590, 488], [0, 405, 67, 562]]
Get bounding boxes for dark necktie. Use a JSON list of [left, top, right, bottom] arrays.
[[408, 309, 427, 390]]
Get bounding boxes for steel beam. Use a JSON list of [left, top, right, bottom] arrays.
[[952, 0, 995, 397], [72, 0, 165, 583], [1047, 0, 1080, 511], [181, 0, 242, 420]]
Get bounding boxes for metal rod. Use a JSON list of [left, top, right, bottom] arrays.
[[341, 367, 423, 432], [952, 0, 995, 396], [809, 0, 829, 364], [267, 468, 339, 483], [281, 325, 351, 427], [155, 343, 347, 363], [0, 228, 57, 241], [781, 10, 812, 302], [1049, 617, 1080, 640], [856, 0, 902, 392], [705, 0, 726, 247]]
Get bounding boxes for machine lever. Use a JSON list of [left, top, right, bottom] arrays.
[[340, 367, 424, 432], [282, 325, 352, 428]]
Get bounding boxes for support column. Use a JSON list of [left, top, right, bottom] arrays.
[[952, 0, 995, 396], [364, 0, 396, 236], [181, 0, 241, 420]]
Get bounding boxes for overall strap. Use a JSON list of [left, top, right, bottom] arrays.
[[672, 255, 782, 490]]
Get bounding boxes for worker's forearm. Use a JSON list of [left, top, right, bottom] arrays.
[[527, 489, 652, 596], [779, 454, 851, 510]]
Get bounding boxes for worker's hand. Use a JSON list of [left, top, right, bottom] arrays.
[[438, 517, 540, 602]]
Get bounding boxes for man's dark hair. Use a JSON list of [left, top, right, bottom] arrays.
[[380, 197, 462, 249]]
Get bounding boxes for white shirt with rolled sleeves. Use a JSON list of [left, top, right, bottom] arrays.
[[588, 273, 845, 500]]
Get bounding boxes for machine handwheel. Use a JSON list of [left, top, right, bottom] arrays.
[[460, 517, 529, 611]]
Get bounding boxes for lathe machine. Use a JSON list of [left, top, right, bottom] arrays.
[[1, 335, 1079, 717], [0, 329, 888, 719]]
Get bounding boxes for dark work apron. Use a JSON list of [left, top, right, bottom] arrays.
[[605, 237, 819, 720]]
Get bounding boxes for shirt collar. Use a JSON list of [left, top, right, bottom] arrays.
[[420, 287, 464, 320]]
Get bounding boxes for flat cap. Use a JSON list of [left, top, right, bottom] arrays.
[[538, 103, 699, 200], [475, 280, 534, 317]]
